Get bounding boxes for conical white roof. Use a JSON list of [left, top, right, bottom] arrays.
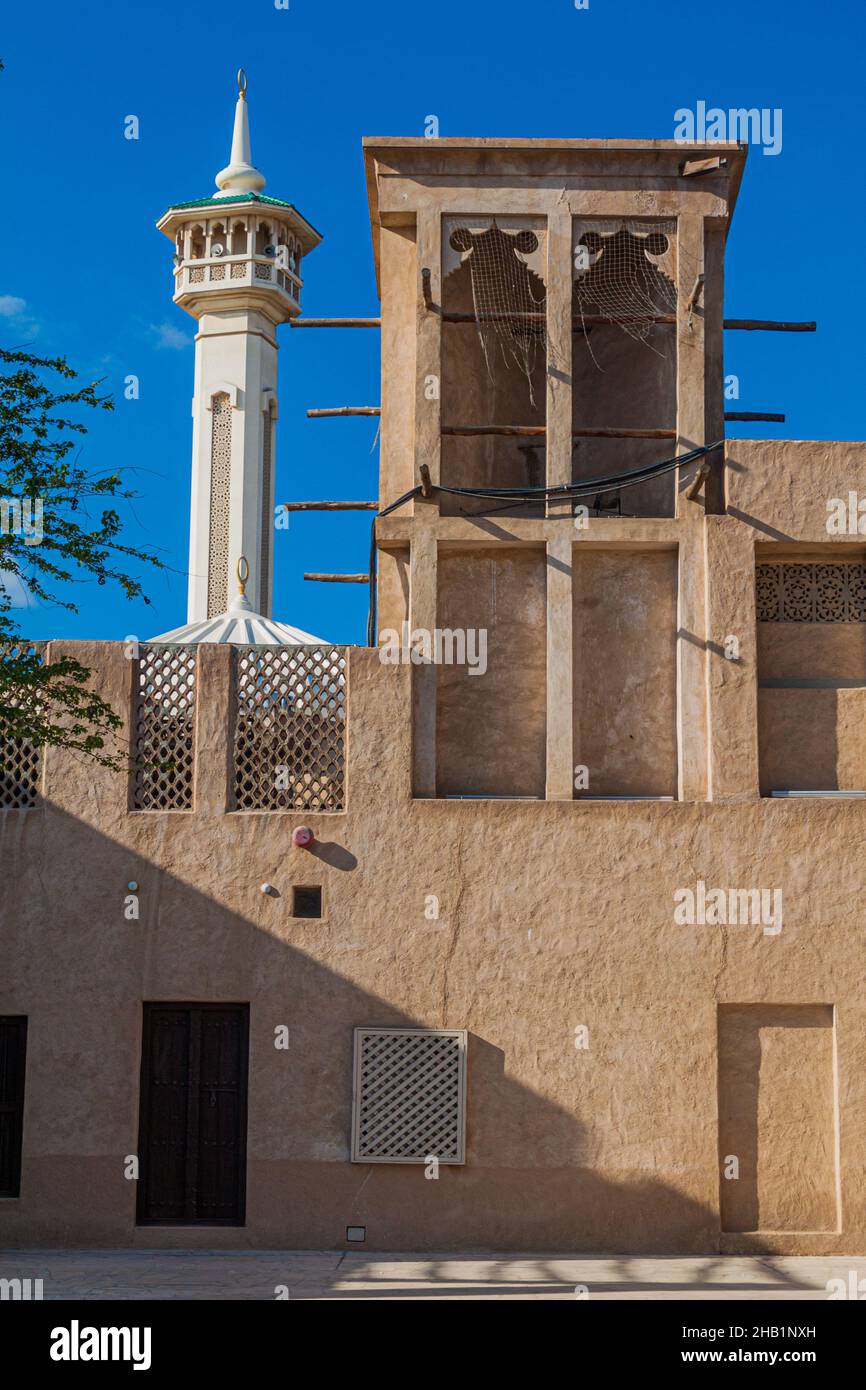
[[214, 69, 266, 197], [149, 591, 326, 646]]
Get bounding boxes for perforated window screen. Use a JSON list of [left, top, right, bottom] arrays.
[[352, 1028, 467, 1164], [206, 392, 232, 620], [233, 646, 346, 811], [132, 646, 196, 810], [0, 644, 44, 809], [756, 562, 866, 623]]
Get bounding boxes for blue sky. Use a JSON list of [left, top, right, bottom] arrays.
[[3, 0, 864, 643]]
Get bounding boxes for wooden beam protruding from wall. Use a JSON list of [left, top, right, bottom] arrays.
[[307, 407, 381, 418], [289, 318, 381, 328], [304, 573, 370, 583], [281, 501, 379, 511]]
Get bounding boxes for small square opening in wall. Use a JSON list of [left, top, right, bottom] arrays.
[[292, 886, 322, 918], [346, 1226, 366, 1243]]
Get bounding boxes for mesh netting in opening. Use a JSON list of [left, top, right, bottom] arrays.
[[445, 218, 546, 404], [573, 219, 678, 367]]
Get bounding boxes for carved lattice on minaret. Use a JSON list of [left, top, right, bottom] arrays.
[[206, 393, 233, 618], [259, 407, 273, 615]]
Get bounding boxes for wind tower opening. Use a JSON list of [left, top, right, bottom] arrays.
[[571, 218, 682, 518], [440, 217, 547, 517]]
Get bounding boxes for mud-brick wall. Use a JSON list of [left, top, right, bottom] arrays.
[[718, 1004, 838, 1233], [758, 594, 866, 793], [572, 549, 678, 796], [436, 548, 547, 797], [3, 642, 866, 1256]]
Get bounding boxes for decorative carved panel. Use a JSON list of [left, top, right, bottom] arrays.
[[756, 563, 866, 623], [259, 410, 273, 615], [206, 392, 232, 619]]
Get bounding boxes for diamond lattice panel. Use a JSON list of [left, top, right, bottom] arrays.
[[132, 646, 196, 810], [352, 1028, 468, 1164], [233, 646, 346, 811], [0, 643, 44, 808], [756, 563, 866, 623], [207, 392, 233, 620]]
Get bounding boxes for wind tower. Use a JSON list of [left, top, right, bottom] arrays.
[[156, 70, 322, 625]]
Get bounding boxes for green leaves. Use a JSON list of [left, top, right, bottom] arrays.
[[1, 346, 163, 764]]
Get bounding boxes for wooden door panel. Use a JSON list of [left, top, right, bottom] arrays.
[[0, 1017, 27, 1198], [138, 1004, 248, 1225]]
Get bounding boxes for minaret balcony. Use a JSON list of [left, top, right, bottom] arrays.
[[174, 253, 303, 314]]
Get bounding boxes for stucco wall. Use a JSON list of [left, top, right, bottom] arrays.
[[573, 549, 678, 796], [436, 548, 547, 798], [758, 687, 866, 793], [755, 557, 866, 792], [718, 1005, 838, 1233], [3, 639, 866, 1254]]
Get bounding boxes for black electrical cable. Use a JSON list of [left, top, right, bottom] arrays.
[[434, 441, 723, 502], [364, 443, 722, 643]]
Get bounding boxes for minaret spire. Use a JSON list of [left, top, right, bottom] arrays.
[[214, 68, 266, 197]]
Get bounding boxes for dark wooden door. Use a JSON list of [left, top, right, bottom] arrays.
[[0, 1017, 27, 1198], [137, 1004, 249, 1225]]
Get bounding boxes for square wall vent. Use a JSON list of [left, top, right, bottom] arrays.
[[293, 885, 322, 918], [352, 1028, 467, 1165]]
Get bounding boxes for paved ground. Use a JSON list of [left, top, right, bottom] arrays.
[[1, 1250, 865, 1300]]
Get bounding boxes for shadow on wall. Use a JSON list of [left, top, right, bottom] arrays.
[[2, 801, 731, 1254]]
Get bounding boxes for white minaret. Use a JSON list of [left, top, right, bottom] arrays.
[[157, 70, 321, 622]]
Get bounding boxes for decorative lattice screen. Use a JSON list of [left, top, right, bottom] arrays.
[[756, 563, 866, 623], [233, 646, 346, 811], [207, 392, 232, 619], [132, 646, 197, 810], [259, 409, 273, 615], [352, 1028, 467, 1164], [0, 643, 44, 809]]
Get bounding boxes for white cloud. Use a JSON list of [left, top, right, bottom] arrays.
[[0, 294, 39, 337], [0, 572, 37, 609], [151, 321, 190, 350], [0, 295, 27, 317]]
